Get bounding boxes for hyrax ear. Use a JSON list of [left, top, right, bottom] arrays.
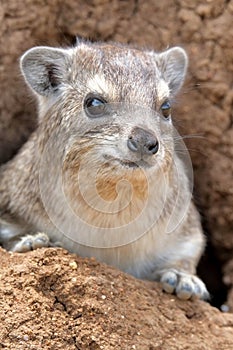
[[156, 47, 188, 95], [20, 46, 71, 97]]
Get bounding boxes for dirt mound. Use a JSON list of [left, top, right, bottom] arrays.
[[0, 247, 232, 350]]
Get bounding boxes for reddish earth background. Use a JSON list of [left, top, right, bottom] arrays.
[[0, 0, 233, 349]]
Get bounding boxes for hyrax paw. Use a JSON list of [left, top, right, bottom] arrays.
[[160, 269, 209, 300], [11, 232, 50, 253]]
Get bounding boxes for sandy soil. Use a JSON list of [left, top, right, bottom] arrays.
[[0, 247, 233, 350]]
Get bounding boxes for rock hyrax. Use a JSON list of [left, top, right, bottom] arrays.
[[0, 39, 209, 300]]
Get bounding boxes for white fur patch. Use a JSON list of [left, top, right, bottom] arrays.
[[87, 74, 110, 95], [157, 79, 170, 102]]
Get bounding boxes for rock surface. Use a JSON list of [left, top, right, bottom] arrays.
[[0, 247, 233, 350]]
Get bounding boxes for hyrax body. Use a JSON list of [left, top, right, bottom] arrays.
[[0, 40, 208, 300]]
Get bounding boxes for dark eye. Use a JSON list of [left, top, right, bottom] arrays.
[[160, 100, 171, 119], [84, 94, 107, 118]]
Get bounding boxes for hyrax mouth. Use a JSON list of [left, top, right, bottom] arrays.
[[119, 160, 139, 168], [103, 155, 153, 169]]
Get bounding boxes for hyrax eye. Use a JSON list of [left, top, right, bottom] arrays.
[[84, 94, 107, 118], [160, 101, 171, 119]]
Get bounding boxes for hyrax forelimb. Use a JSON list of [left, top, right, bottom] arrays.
[[0, 39, 209, 300]]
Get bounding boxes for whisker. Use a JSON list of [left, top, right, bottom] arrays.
[[175, 149, 206, 156], [162, 134, 206, 144], [176, 134, 205, 140]]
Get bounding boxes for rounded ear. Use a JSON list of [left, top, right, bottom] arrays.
[[156, 47, 188, 95], [20, 46, 72, 97]]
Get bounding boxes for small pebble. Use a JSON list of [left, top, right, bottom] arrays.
[[69, 261, 78, 269]]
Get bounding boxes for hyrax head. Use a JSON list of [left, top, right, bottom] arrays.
[[20, 40, 187, 177]]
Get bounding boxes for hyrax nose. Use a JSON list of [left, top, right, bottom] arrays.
[[127, 127, 159, 156]]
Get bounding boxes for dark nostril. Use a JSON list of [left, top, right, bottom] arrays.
[[145, 140, 159, 155], [127, 128, 159, 156], [127, 137, 139, 153]]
